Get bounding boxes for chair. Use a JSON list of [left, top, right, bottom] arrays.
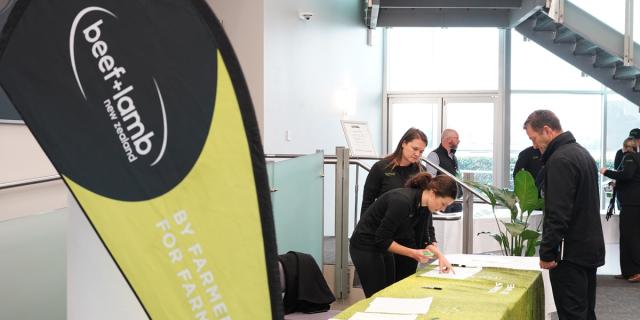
[[278, 252, 341, 320]]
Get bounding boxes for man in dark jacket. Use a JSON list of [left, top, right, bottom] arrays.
[[524, 110, 605, 320], [513, 145, 543, 190]]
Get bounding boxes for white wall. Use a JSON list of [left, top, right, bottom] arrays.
[[264, 0, 383, 155], [0, 124, 67, 221], [206, 0, 265, 138], [264, 0, 383, 236]]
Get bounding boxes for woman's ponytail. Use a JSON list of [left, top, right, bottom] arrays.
[[406, 172, 458, 199], [405, 172, 433, 189]]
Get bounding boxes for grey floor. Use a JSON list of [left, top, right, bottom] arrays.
[[594, 275, 640, 320]]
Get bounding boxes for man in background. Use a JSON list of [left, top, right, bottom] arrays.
[[513, 145, 542, 189], [524, 110, 604, 320], [426, 129, 462, 212]]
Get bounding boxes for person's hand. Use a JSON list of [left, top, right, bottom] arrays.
[[539, 259, 557, 270], [438, 256, 454, 274], [413, 249, 430, 264], [599, 168, 607, 175]]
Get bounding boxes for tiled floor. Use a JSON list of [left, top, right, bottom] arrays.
[[322, 265, 364, 312]]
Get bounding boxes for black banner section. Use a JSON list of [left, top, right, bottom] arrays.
[[0, 0, 19, 121]]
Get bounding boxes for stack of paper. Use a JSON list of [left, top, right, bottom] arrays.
[[338, 297, 432, 320], [366, 297, 432, 314], [346, 312, 417, 320], [419, 266, 482, 280]]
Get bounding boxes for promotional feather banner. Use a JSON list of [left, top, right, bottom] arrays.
[[0, 0, 282, 318]]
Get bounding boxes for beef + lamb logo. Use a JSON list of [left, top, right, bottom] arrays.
[[70, 6, 167, 166]]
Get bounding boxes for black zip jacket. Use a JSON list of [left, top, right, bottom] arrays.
[[350, 188, 435, 252], [540, 131, 605, 267], [604, 152, 640, 206]]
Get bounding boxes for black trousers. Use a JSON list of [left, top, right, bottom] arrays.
[[394, 254, 418, 281], [620, 205, 640, 277], [549, 261, 597, 320], [349, 245, 395, 298]]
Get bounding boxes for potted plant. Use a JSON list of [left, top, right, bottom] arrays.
[[466, 170, 544, 256]]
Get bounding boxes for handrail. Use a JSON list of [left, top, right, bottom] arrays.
[[420, 157, 491, 204], [0, 175, 62, 191], [350, 160, 371, 172], [265, 153, 491, 204], [265, 153, 380, 161]]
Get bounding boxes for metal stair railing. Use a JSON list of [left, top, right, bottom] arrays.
[[516, 0, 640, 108]]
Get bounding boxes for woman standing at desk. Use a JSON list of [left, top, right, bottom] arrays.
[[350, 172, 456, 297], [600, 137, 640, 282], [360, 128, 428, 283]]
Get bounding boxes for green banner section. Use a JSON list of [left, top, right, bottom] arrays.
[[335, 267, 544, 320]]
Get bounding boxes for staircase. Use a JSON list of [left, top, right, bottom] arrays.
[[515, 1, 640, 107], [365, 0, 640, 107]]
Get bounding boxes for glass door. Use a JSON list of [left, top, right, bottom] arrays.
[[442, 97, 496, 184], [387, 95, 496, 184], [387, 97, 441, 152]]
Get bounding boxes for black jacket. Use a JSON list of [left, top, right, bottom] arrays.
[[604, 152, 640, 206], [513, 146, 542, 187], [360, 158, 423, 214], [540, 131, 605, 267], [614, 149, 624, 170], [278, 251, 335, 314], [351, 188, 436, 252]]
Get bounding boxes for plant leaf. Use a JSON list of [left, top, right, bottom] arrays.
[[502, 222, 525, 237], [515, 170, 543, 213], [520, 229, 540, 241], [524, 237, 540, 256], [465, 180, 497, 206]]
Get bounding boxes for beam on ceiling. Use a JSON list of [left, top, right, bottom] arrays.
[[378, 8, 510, 28], [379, 0, 522, 9]]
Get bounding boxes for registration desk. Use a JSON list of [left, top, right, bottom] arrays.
[[332, 254, 554, 320]]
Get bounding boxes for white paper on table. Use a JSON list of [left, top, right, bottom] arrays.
[[346, 312, 418, 320], [364, 297, 432, 315], [419, 266, 482, 280]]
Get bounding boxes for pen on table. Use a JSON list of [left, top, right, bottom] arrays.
[[451, 263, 474, 268], [421, 286, 442, 290]]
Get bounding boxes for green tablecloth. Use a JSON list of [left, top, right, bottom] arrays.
[[333, 266, 544, 320]]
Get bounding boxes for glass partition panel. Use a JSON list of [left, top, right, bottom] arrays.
[[0, 209, 66, 320], [267, 152, 324, 265]]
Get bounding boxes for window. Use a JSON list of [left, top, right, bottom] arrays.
[[387, 28, 498, 91], [511, 31, 601, 91], [444, 98, 495, 184], [510, 93, 602, 192], [605, 93, 640, 167]]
